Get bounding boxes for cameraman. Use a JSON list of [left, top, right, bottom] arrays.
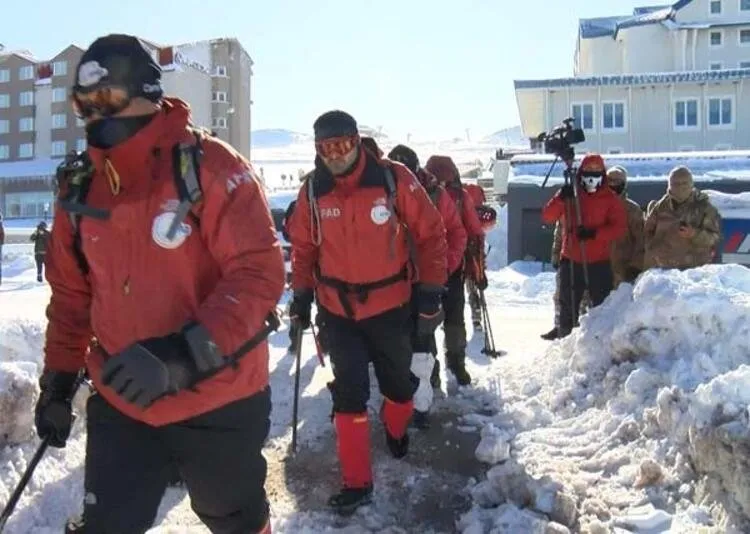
[[541, 154, 627, 337]]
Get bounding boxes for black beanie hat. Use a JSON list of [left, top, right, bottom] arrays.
[[387, 144, 419, 174], [74, 34, 163, 102], [313, 110, 358, 141]]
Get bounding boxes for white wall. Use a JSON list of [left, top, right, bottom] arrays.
[[577, 36, 623, 75], [621, 24, 674, 72], [33, 83, 51, 158], [162, 67, 212, 131]]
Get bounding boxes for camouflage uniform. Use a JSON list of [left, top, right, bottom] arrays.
[[607, 167, 645, 286], [644, 166, 721, 270]]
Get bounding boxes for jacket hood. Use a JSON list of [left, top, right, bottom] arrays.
[[425, 155, 460, 184]]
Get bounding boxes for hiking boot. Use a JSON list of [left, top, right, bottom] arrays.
[[412, 410, 430, 430], [328, 486, 373, 516], [451, 366, 472, 386], [385, 430, 409, 459], [540, 327, 559, 340], [37, 274, 43, 283]]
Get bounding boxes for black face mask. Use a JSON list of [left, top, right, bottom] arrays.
[[610, 183, 626, 195], [85, 113, 157, 149]]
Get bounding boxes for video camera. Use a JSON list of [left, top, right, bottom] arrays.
[[536, 117, 585, 160]]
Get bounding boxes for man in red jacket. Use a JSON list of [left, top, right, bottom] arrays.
[[424, 155, 483, 385], [34, 35, 284, 534], [541, 154, 627, 337], [462, 182, 490, 329], [388, 144, 467, 429], [289, 112, 447, 515]]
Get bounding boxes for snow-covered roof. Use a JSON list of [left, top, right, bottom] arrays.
[[0, 158, 60, 179], [579, 1, 694, 39], [514, 68, 750, 89]]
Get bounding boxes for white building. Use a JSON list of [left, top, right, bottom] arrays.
[[515, 0, 750, 153]]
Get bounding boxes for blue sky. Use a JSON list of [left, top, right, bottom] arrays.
[[3, 0, 652, 139]]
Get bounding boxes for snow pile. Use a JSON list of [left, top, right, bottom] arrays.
[[461, 264, 750, 533], [0, 362, 38, 446], [485, 261, 556, 306], [485, 204, 508, 270]]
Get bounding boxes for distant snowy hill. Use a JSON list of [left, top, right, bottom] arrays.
[[251, 129, 312, 148], [481, 125, 526, 147]]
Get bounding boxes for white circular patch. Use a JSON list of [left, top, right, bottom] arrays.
[[370, 205, 391, 225], [151, 212, 192, 249]]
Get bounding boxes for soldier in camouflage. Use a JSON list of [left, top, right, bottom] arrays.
[[644, 166, 721, 270], [606, 166, 645, 286]]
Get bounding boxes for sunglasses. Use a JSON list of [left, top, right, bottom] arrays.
[[315, 135, 358, 160], [71, 86, 131, 119]]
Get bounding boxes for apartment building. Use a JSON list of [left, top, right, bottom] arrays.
[[0, 37, 253, 219], [514, 0, 750, 154]]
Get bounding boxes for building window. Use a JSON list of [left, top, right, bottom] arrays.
[[19, 65, 34, 80], [52, 61, 67, 76], [740, 29, 750, 45], [571, 102, 594, 130], [214, 65, 227, 76], [674, 99, 699, 128], [708, 97, 733, 126], [4, 191, 54, 218], [51, 141, 67, 157], [742, 0, 750, 10], [52, 113, 67, 129], [0, 145, 8, 160], [19, 91, 34, 106], [0, 69, 8, 83], [213, 117, 227, 129], [741, 61, 750, 68], [0, 120, 8, 134], [710, 62, 723, 70], [19, 117, 34, 132], [76, 138, 87, 152], [710, 0, 722, 14], [0, 94, 9, 108], [212, 91, 228, 102], [18, 143, 33, 158], [51, 87, 67, 102], [602, 102, 626, 130], [710, 31, 723, 47]]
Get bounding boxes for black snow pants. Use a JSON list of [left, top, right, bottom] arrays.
[[443, 268, 467, 370], [69, 388, 272, 534], [320, 304, 414, 414], [558, 258, 613, 336]]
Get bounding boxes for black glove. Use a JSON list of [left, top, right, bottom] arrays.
[[289, 290, 314, 329], [35, 370, 78, 448], [559, 184, 575, 199], [576, 226, 596, 240], [625, 267, 641, 283], [416, 287, 444, 337], [475, 274, 488, 291], [101, 323, 224, 409]]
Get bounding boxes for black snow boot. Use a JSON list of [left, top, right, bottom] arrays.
[[412, 410, 430, 430], [385, 430, 409, 458], [540, 326, 559, 340], [328, 486, 374, 516], [447, 352, 471, 386]]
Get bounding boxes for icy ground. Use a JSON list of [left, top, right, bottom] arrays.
[[3, 241, 750, 532]]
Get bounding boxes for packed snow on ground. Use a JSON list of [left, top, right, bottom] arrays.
[[457, 264, 750, 534]]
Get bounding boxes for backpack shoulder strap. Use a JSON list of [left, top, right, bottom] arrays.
[[305, 171, 322, 246], [166, 129, 204, 240]]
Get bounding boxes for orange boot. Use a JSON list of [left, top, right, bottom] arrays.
[[329, 412, 374, 516]]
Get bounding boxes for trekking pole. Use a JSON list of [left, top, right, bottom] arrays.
[[562, 165, 578, 325], [570, 168, 590, 290], [310, 323, 326, 367], [0, 370, 87, 533], [290, 325, 304, 454], [479, 290, 503, 358]]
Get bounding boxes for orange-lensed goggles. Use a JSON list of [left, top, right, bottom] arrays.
[[71, 86, 131, 119], [315, 135, 359, 160]]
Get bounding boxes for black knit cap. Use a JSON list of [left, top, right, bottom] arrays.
[[74, 34, 163, 102], [313, 110, 358, 141], [388, 144, 419, 174]]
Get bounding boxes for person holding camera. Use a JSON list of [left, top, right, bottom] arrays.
[[644, 165, 720, 270], [541, 154, 627, 337]]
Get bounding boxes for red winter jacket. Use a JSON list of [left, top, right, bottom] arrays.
[[289, 152, 448, 320], [416, 169, 467, 275], [541, 177, 627, 263], [463, 183, 486, 207], [424, 156, 484, 240], [43, 98, 285, 426]]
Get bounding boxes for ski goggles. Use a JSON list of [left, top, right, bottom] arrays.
[[71, 85, 131, 119], [315, 135, 359, 160]]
